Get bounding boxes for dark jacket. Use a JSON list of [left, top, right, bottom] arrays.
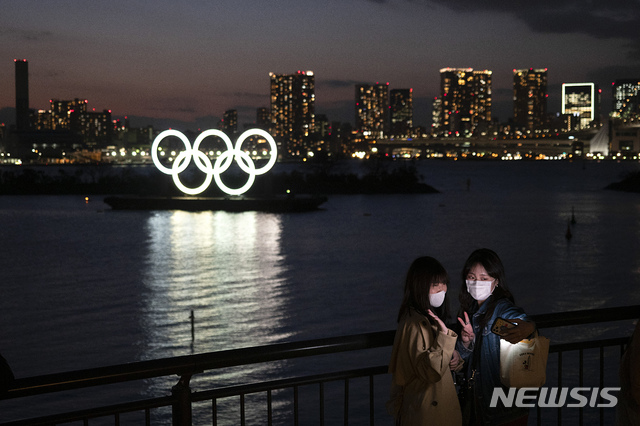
[[456, 297, 529, 425]]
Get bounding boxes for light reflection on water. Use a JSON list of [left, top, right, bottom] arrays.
[[140, 210, 297, 424], [142, 210, 291, 359]]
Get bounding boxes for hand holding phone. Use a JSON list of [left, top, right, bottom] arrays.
[[491, 317, 516, 336]]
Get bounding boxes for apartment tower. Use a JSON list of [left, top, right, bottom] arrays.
[[355, 83, 389, 139], [612, 79, 640, 121], [513, 68, 548, 132], [389, 89, 413, 138], [438, 68, 492, 137], [269, 71, 315, 157]]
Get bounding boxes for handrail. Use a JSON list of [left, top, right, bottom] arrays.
[[530, 305, 640, 328], [2, 305, 638, 401], [2, 330, 395, 399]]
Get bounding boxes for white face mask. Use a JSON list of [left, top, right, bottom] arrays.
[[429, 290, 446, 308], [466, 279, 494, 301]]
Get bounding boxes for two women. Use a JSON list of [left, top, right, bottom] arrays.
[[389, 249, 534, 425]]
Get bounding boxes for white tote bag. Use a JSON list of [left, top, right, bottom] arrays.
[[499, 332, 550, 388]]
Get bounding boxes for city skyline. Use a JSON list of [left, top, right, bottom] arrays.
[[1, 0, 639, 130]]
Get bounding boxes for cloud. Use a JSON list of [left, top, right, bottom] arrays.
[[587, 64, 640, 82], [194, 115, 220, 129], [424, 0, 640, 41], [319, 79, 367, 88], [363, 0, 640, 57], [147, 103, 197, 114], [0, 27, 54, 42], [227, 92, 269, 101]]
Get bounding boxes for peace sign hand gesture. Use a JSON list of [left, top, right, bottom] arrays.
[[457, 312, 475, 349]]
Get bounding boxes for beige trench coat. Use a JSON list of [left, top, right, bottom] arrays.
[[388, 309, 462, 426]]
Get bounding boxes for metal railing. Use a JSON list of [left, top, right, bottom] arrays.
[[0, 305, 638, 425]]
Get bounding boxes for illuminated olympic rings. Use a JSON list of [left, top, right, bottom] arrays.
[[151, 128, 277, 196]]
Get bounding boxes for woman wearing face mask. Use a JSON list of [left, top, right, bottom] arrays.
[[388, 256, 463, 426], [456, 248, 536, 426]]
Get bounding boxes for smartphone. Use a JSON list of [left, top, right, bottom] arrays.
[[491, 317, 516, 336]]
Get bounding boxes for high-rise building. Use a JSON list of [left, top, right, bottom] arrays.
[[438, 68, 492, 137], [14, 59, 30, 132], [222, 109, 238, 135], [562, 83, 600, 130], [80, 109, 112, 145], [355, 83, 389, 139], [612, 79, 640, 120], [36, 99, 111, 145], [315, 114, 330, 138], [389, 89, 413, 138], [50, 98, 88, 132], [431, 96, 442, 135], [269, 71, 315, 157], [513, 68, 548, 132], [330, 121, 353, 155], [256, 108, 270, 130]]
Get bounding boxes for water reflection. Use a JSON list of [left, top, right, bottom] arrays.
[[551, 192, 640, 311], [140, 210, 294, 424], [539, 190, 640, 345], [142, 210, 291, 360]]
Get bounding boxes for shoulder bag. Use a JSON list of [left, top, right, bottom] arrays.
[[499, 331, 550, 388]]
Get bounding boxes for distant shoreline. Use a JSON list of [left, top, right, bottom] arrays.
[[605, 171, 640, 193], [0, 161, 439, 196]]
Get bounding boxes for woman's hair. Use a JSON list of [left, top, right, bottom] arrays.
[[458, 248, 514, 328], [397, 256, 450, 323]]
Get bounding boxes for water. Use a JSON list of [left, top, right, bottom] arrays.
[[0, 160, 639, 424]]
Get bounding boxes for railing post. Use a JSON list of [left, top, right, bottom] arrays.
[[172, 374, 193, 426]]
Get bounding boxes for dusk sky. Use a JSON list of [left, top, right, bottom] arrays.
[[1, 0, 639, 131]]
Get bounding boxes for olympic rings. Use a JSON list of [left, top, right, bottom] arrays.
[[151, 128, 278, 196]]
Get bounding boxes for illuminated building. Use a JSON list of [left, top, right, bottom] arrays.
[[431, 97, 442, 135], [513, 68, 548, 132], [10, 60, 112, 153], [315, 114, 330, 138], [610, 126, 640, 154], [612, 79, 640, 120], [222, 109, 238, 135], [14, 59, 30, 132], [269, 71, 315, 157], [330, 121, 353, 155], [37, 99, 110, 145], [390, 89, 413, 138], [256, 108, 270, 130], [438, 68, 492, 137], [355, 83, 389, 139], [79, 109, 112, 145], [50, 98, 88, 132], [561, 83, 600, 130], [34, 109, 53, 131]]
